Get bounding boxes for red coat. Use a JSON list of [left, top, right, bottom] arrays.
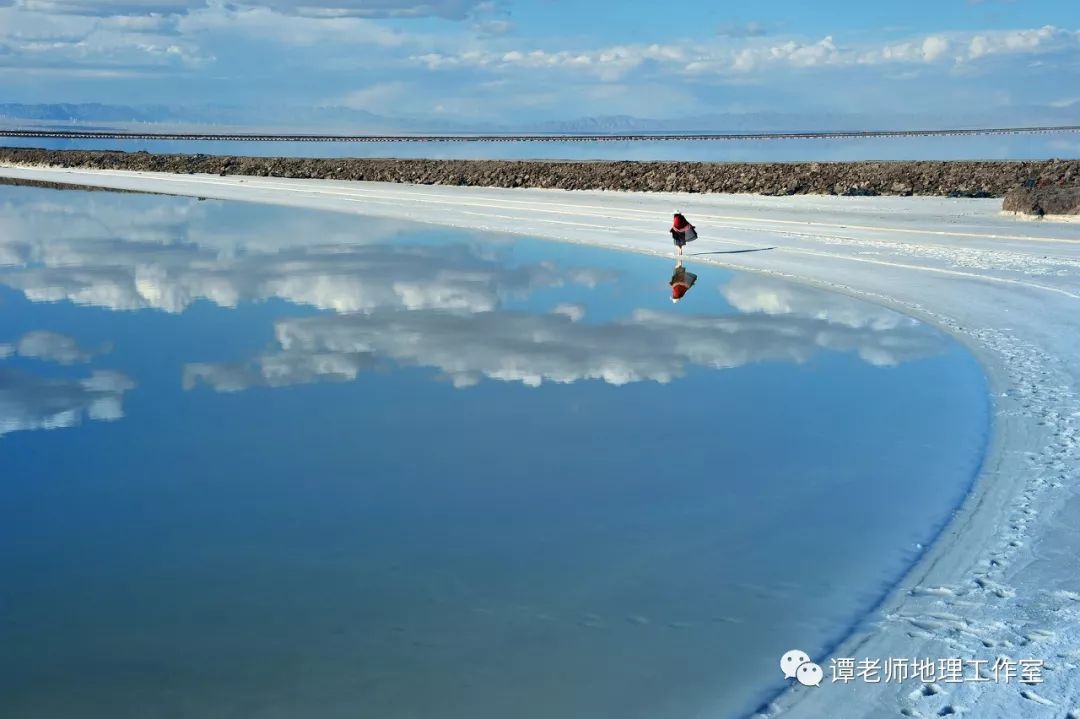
[[672, 214, 692, 230]]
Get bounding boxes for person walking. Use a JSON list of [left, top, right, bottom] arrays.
[[670, 211, 698, 256]]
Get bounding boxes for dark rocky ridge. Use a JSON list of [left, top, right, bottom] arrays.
[[2, 146, 1078, 198], [1002, 186, 1080, 216]]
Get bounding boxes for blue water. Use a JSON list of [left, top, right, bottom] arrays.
[[0, 185, 989, 718], [3, 131, 1078, 161]]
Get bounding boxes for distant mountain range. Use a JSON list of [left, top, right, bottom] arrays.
[[2, 103, 1078, 134]]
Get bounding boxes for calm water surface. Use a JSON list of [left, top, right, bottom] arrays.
[[0, 186, 988, 719]]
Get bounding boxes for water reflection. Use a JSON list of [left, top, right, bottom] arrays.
[[0, 189, 614, 313], [0, 186, 951, 400], [184, 299, 948, 393], [669, 259, 698, 303], [0, 330, 133, 437], [0, 185, 989, 719], [0, 231, 609, 315], [2, 330, 110, 365], [722, 275, 915, 331]]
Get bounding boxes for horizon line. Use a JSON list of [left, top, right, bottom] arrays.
[[2, 125, 1080, 143]]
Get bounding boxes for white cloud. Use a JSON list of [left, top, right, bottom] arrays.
[[338, 81, 412, 112], [184, 291, 947, 393], [720, 276, 910, 333], [175, 4, 411, 47], [3, 0, 1077, 119], [2, 242, 582, 313], [416, 24, 1080, 84], [564, 268, 615, 289], [0, 0, 448, 75], [776, 35, 839, 67], [0, 194, 615, 314], [0, 3, 212, 67], [0, 367, 134, 437], [97, 14, 179, 33], [922, 35, 951, 62], [551, 303, 585, 322], [863, 35, 952, 64], [240, 0, 492, 20], [11, 330, 109, 364], [964, 25, 1078, 61], [13, 0, 492, 19], [684, 36, 843, 74], [414, 43, 686, 80], [184, 350, 374, 391], [16, 0, 202, 15]]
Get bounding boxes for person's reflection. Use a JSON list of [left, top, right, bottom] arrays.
[[670, 259, 698, 303]]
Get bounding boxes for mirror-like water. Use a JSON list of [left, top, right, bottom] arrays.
[[0, 186, 988, 719]]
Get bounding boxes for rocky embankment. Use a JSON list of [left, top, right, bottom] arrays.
[[1002, 186, 1080, 217], [1, 146, 1077, 199]]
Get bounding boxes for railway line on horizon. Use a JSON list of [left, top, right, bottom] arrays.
[[2, 125, 1080, 143]]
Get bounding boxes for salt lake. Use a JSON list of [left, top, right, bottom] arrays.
[[0, 185, 989, 718]]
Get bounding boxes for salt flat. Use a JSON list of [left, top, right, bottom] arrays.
[[2, 164, 1078, 718]]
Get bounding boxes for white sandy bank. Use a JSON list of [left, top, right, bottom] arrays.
[[2, 165, 1079, 719]]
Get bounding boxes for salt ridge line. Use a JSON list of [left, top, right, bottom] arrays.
[[38, 168, 1080, 246]]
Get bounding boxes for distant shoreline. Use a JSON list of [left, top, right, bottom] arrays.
[[2, 124, 1080, 143], [2, 146, 1078, 197]]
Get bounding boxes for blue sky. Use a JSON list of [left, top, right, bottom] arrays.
[[0, 0, 1078, 124]]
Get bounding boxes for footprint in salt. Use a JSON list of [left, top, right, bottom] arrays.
[[908, 683, 944, 701], [1018, 688, 1055, 707]]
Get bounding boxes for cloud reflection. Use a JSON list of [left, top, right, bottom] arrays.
[[0, 192, 614, 314], [184, 289, 948, 392], [0, 325, 131, 438], [0, 368, 134, 438], [0, 189, 948, 405], [183, 350, 376, 392], [5, 330, 110, 365], [722, 275, 908, 331]]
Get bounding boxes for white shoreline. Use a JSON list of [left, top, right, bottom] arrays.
[[3, 165, 1079, 718]]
